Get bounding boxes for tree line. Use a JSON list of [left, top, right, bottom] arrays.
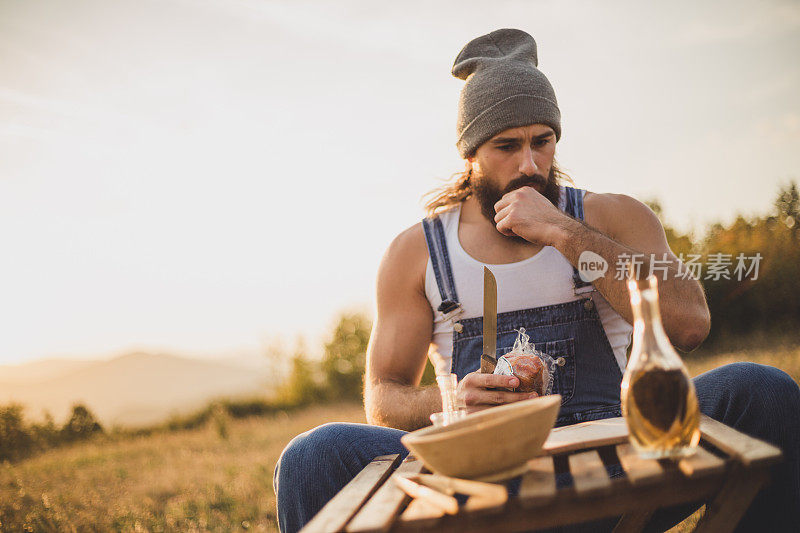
[[648, 181, 799, 347], [0, 404, 102, 462]]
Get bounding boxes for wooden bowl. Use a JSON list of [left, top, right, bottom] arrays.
[[401, 394, 561, 481]]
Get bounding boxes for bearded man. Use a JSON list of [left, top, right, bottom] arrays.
[[273, 29, 800, 533]]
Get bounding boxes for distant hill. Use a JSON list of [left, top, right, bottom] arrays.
[[0, 358, 96, 383], [0, 352, 273, 427]]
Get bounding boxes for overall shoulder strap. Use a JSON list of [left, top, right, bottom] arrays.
[[563, 186, 595, 296], [421, 215, 462, 314]]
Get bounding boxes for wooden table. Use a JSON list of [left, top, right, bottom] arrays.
[[300, 415, 782, 533]]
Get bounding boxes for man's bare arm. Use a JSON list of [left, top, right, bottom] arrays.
[[364, 224, 441, 431], [366, 222, 565, 430], [495, 188, 710, 351], [554, 193, 710, 351]]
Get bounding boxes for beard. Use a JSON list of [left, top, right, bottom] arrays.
[[471, 167, 561, 240]]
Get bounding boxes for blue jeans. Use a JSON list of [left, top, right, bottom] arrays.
[[273, 363, 800, 533]]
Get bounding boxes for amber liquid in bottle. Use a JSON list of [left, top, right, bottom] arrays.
[[621, 276, 700, 458]]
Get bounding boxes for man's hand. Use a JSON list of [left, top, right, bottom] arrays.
[[493, 186, 569, 246], [456, 371, 539, 414]]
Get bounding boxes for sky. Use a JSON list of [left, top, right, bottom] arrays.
[[1, 0, 798, 365]]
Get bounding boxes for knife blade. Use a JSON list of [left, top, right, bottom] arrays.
[[480, 266, 497, 373]]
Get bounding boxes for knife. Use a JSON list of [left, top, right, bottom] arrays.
[[480, 266, 497, 373]]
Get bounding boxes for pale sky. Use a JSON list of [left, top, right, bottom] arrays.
[[1, 0, 798, 365]]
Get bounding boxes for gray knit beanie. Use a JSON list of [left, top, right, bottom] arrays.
[[452, 28, 561, 158]]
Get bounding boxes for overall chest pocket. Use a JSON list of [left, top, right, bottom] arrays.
[[497, 337, 576, 405]]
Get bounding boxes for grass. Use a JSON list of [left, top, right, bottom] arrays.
[[686, 343, 800, 381], [1, 344, 797, 532], [0, 403, 366, 532]]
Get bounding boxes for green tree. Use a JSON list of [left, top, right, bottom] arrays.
[[775, 181, 799, 239], [642, 185, 800, 349], [321, 313, 371, 401], [273, 338, 327, 406], [0, 404, 33, 461], [700, 180, 800, 345], [61, 404, 103, 442], [30, 411, 59, 449]]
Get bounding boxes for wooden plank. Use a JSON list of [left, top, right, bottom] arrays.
[[462, 493, 507, 513], [676, 446, 726, 478], [694, 467, 770, 533], [544, 417, 629, 455], [518, 455, 556, 506], [413, 474, 506, 501], [568, 450, 612, 495], [345, 457, 424, 532], [301, 454, 402, 533], [616, 443, 664, 485], [392, 476, 458, 514], [398, 497, 445, 528], [699, 414, 782, 467], [612, 509, 654, 533], [392, 470, 723, 533], [398, 474, 507, 528]]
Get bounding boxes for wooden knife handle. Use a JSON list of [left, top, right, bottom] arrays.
[[480, 354, 497, 374]]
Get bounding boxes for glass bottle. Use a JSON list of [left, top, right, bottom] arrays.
[[621, 275, 700, 458]]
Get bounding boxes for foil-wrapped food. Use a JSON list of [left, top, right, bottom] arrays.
[[495, 353, 544, 393], [493, 328, 555, 396]]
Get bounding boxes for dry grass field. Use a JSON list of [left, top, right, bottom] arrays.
[[0, 404, 366, 532], [1, 346, 797, 532]]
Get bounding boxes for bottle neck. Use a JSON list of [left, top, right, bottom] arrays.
[[630, 288, 673, 362]]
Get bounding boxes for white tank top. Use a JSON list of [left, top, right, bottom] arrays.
[[424, 189, 632, 375]]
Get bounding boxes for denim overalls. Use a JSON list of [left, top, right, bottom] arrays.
[[422, 186, 624, 427]]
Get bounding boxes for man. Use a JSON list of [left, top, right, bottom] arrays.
[[274, 29, 800, 532]]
